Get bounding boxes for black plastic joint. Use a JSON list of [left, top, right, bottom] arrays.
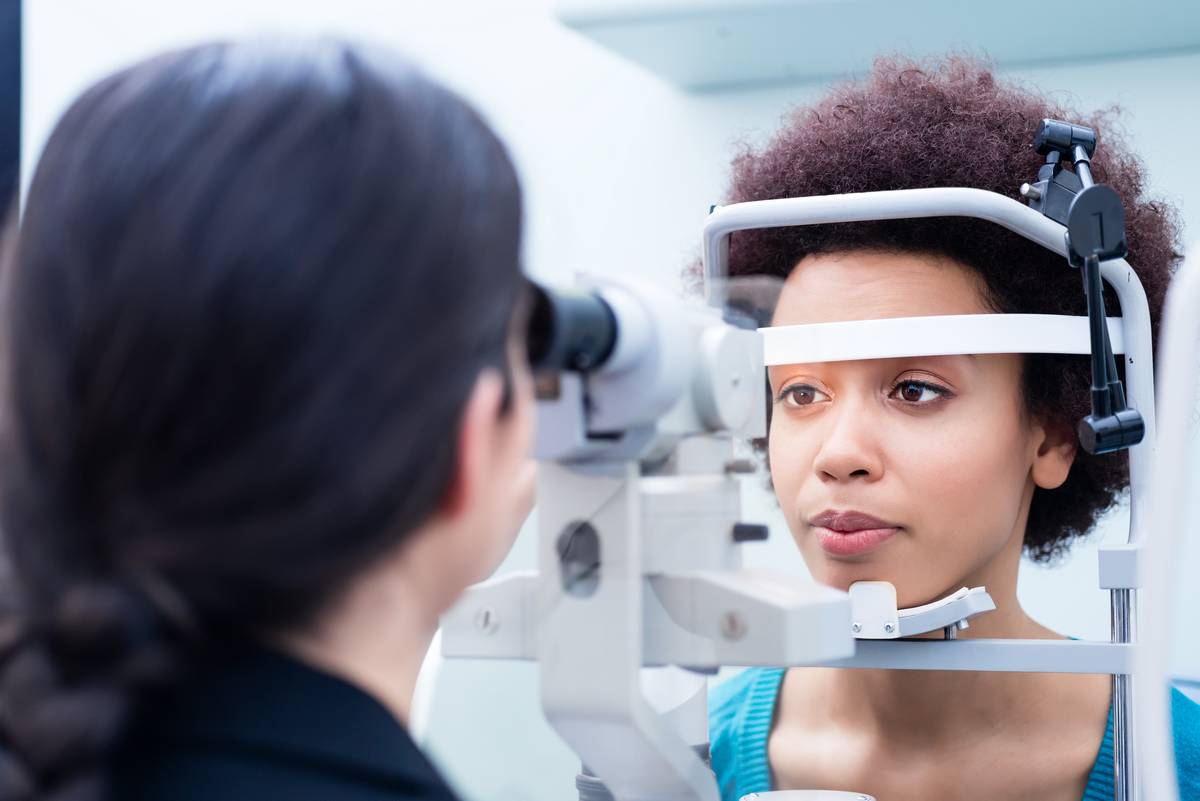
[[1077, 409, 1146, 455], [732, 523, 769, 543]]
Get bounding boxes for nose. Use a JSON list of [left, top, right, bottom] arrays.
[[811, 398, 884, 484]]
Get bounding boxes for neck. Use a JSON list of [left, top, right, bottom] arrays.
[[272, 549, 441, 728], [809, 526, 1062, 745]]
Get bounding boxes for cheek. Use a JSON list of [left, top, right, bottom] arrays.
[[507, 362, 537, 459], [515, 389, 536, 456], [900, 419, 1014, 496], [889, 402, 1036, 581], [767, 416, 815, 507], [916, 400, 1033, 504]]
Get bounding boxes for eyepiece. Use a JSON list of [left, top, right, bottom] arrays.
[[526, 283, 618, 372], [1034, 119, 1097, 158]]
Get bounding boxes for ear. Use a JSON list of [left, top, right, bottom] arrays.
[[1030, 417, 1077, 490], [439, 369, 506, 520]]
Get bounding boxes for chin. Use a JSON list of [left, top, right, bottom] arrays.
[[810, 559, 889, 592], [810, 559, 945, 608]]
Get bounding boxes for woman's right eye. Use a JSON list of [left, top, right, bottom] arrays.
[[776, 384, 831, 408]]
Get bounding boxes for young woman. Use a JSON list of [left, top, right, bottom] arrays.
[[707, 57, 1200, 801], [0, 39, 535, 801]]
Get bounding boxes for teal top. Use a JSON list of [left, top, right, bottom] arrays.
[[709, 667, 1200, 801]]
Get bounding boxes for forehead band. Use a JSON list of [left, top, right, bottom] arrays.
[[760, 314, 1124, 365]]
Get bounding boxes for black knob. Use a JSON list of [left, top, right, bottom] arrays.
[[732, 523, 769, 543], [1077, 409, 1145, 455]]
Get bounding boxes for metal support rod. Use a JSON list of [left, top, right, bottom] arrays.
[[1072, 145, 1095, 187], [822, 638, 1133, 674], [1112, 588, 1136, 801], [1084, 255, 1114, 418]]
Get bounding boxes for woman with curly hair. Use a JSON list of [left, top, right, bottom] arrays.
[[707, 56, 1200, 801]]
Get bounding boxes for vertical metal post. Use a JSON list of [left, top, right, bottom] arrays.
[[537, 463, 718, 801], [1112, 588, 1136, 801]]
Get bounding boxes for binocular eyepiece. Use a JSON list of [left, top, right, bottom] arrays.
[[526, 283, 618, 373]]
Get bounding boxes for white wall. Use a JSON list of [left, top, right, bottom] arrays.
[[24, 3, 1200, 800]]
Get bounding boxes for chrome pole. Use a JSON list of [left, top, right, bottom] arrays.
[[1112, 588, 1136, 801]]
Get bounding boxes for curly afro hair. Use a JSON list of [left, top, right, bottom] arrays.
[[718, 55, 1181, 562]]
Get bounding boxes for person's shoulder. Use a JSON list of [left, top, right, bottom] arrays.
[[709, 668, 764, 717], [112, 746, 459, 801], [111, 646, 461, 801], [708, 668, 786, 801], [709, 666, 784, 725], [1171, 687, 1200, 797]]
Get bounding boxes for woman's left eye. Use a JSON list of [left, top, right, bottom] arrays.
[[889, 380, 949, 404]]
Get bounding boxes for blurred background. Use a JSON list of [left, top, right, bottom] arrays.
[[12, 1, 1200, 799]]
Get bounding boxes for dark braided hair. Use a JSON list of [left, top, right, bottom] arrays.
[[706, 55, 1181, 562], [0, 38, 524, 800]]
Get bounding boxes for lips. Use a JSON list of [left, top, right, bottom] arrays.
[[808, 509, 900, 557]]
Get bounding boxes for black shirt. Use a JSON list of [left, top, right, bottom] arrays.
[[111, 647, 460, 801]]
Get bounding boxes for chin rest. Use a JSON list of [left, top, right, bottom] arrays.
[[848, 581, 996, 640]]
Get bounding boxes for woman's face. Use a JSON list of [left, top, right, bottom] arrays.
[[767, 250, 1073, 607]]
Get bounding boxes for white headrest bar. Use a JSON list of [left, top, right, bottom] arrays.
[[760, 314, 1123, 365]]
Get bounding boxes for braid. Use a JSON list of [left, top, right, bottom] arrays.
[[0, 580, 190, 801]]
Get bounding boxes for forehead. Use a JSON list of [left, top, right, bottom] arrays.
[[772, 249, 993, 325]]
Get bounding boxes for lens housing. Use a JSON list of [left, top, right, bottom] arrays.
[[527, 284, 618, 372]]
